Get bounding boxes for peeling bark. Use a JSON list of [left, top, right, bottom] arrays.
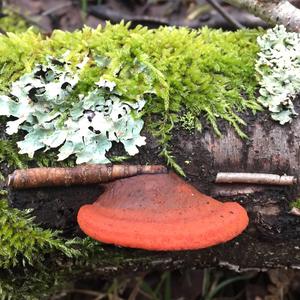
[[224, 0, 300, 32]]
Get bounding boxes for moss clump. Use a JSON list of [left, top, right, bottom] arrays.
[[0, 192, 81, 269], [0, 23, 263, 173], [0, 238, 131, 299], [290, 199, 300, 209], [179, 111, 201, 132]]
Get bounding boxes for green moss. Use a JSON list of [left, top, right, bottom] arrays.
[[0, 194, 81, 269], [290, 199, 300, 209], [0, 23, 263, 173], [0, 238, 139, 299], [0, 138, 29, 179], [179, 111, 201, 132]]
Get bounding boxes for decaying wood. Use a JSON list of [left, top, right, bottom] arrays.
[[224, 0, 300, 32], [215, 172, 296, 185], [7, 105, 300, 271], [8, 164, 167, 189]]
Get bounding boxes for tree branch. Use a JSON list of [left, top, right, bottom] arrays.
[[224, 0, 300, 32]]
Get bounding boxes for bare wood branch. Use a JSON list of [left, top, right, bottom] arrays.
[[224, 0, 300, 32], [8, 165, 167, 189], [215, 172, 297, 185], [290, 207, 300, 216]]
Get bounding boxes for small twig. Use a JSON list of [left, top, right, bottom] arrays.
[[41, 2, 73, 17], [289, 207, 300, 216], [215, 172, 296, 185], [51, 288, 106, 299], [8, 164, 168, 189], [205, 0, 244, 29], [128, 281, 141, 300]]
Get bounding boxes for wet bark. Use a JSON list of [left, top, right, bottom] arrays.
[[7, 101, 300, 273]]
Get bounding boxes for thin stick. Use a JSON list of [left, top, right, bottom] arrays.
[[290, 207, 300, 216], [8, 164, 168, 189], [215, 172, 297, 186], [41, 2, 73, 17], [205, 0, 244, 29]]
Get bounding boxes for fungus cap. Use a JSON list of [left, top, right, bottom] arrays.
[[77, 173, 249, 251]]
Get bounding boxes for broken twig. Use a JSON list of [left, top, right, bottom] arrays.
[[289, 207, 300, 217], [8, 164, 168, 189], [215, 172, 296, 186], [205, 0, 243, 29]]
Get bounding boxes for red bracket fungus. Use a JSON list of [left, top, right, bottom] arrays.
[[77, 172, 249, 251]]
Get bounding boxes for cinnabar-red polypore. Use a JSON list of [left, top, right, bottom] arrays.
[[77, 173, 249, 250]]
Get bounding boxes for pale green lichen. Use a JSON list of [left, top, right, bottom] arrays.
[[0, 54, 147, 164], [256, 25, 300, 124]]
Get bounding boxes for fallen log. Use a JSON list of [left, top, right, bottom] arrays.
[[7, 100, 300, 272]]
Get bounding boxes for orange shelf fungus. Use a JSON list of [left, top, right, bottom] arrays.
[[77, 173, 249, 251]]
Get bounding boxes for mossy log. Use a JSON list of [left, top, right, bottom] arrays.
[[7, 104, 300, 276]]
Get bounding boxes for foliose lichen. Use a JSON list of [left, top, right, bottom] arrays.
[[0, 54, 146, 164], [256, 25, 300, 124]]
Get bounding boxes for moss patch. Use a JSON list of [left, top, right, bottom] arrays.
[[0, 24, 263, 173], [0, 192, 81, 269], [290, 199, 300, 209]]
